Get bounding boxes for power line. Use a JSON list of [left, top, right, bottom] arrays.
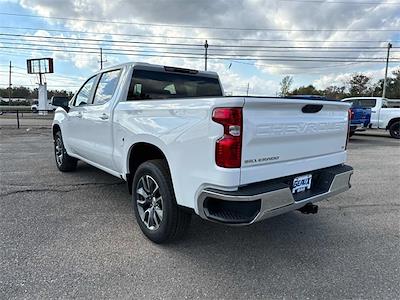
[[1, 36, 397, 54], [0, 33, 201, 48], [0, 70, 84, 82], [0, 12, 398, 32], [0, 33, 395, 50], [0, 40, 397, 60], [0, 36, 204, 51], [202, 60, 371, 70], [1, 39, 397, 59], [278, 0, 400, 4], [0, 49, 381, 72], [1, 26, 398, 43], [0, 83, 80, 88], [0, 45, 398, 63]]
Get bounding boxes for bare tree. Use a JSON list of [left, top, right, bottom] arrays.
[[279, 76, 293, 97]]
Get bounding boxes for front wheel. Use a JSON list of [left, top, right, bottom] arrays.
[[54, 131, 78, 172], [132, 159, 191, 243], [389, 121, 400, 139]]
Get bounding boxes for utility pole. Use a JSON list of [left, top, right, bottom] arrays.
[[8, 61, 12, 106], [246, 82, 250, 96], [204, 40, 209, 71], [382, 42, 392, 98], [99, 47, 106, 69]]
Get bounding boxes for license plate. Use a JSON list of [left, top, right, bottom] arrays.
[[292, 174, 312, 194]]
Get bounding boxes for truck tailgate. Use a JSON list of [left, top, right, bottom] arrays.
[[240, 98, 349, 185]]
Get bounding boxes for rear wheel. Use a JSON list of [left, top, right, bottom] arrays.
[[132, 159, 191, 243], [389, 121, 400, 139], [54, 131, 77, 172]]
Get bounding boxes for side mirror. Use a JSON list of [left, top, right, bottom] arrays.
[[51, 99, 70, 112]]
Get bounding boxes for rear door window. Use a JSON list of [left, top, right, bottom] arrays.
[[127, 69, 222, 101], [93, 69, 121, 105], [74, 76, 97, 107]]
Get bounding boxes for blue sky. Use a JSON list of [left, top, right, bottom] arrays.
[[0, 0, 399, 95]]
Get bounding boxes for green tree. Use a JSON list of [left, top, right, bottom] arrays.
[[348, 74, 372, 97], [323, 85, 347, 100], [386, 69, 400, 98], [0, 86, 74, 101], [11, 86, 32, 99], [370, 69, 400, 98], [290, 85, 321, 96]]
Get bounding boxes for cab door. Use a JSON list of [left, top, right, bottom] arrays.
[[81, 69, 122, 171], [64, 75, 98, 158]]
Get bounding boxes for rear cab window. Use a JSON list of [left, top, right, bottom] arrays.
[[127, 68, 222, 101]]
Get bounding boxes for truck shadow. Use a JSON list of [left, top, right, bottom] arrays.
[[68, 161, 389, 294]]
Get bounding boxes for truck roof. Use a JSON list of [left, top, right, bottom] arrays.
[[342, 96, 387, 101], [96, 62, 219, 78]]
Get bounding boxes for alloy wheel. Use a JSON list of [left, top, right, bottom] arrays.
[[55, 138, 63, 166], [136, 175, 163, 231], [392, 124, 400, 138]]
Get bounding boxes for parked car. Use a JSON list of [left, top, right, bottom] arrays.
[[342, 97, 400, 139], [52, 62, 353, 243], [30, 100, 39, 112], [348, 106, 371, 137]]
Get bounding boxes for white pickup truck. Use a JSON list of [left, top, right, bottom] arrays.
[[52, 62, 353, 243], [342, 97, 400, 139]]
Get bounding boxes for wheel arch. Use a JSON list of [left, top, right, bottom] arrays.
[[126, 142, 171, 194], [52, 123, 61, 138], [387, 117, 400, 130]]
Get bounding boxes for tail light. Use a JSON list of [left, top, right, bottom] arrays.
[[212, 107, 242, 168], [345, 109, 351, 150]]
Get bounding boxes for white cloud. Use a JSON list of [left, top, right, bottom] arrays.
[[10, 0, 400, 94], [313, 65, 399, 90]]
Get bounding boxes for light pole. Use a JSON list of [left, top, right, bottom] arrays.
[[382, 42, 392, 98]]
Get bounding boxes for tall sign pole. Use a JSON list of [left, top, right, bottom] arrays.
[[27, 58, 53, 115], [8, 61, 12, 105], [382, 42, 392, 98]]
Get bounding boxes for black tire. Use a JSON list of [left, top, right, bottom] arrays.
[[389, 121, 400, 139], [54, 131, 78, 172], [132, 159, 191, 243]]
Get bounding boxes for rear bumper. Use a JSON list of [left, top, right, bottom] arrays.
[[350, 123, 367, 132], [197, 164, 353, 225]]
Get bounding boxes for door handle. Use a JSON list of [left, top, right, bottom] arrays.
[[99, 113, 109, 120]]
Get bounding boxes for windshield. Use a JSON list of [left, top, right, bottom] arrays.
[[127, 69, 222, 101]]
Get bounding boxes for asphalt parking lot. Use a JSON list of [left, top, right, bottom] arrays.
[[1, 129, 399, 299]]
